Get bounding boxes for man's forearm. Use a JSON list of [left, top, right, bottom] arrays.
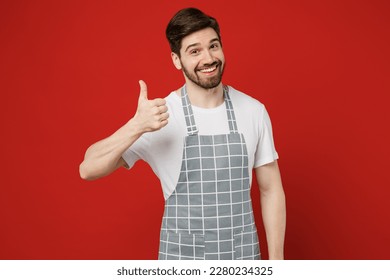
[[79, 118, 144, 180], [260, 186, 286, 259]]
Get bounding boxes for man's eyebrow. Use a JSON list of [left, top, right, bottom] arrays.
[[184, 38, 221, 53], [185, 43, 200, 53], [210, 38, 220, 44]]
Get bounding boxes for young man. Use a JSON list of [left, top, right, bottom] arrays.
[[80, 8, 286, 260]]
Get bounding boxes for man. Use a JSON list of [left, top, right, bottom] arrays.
[[80, 7, 286, 260]]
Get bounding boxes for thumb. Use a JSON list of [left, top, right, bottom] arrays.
[[138, 80, 148, 101]]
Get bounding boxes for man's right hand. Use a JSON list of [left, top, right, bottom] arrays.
[[133, 80, 169, 133]]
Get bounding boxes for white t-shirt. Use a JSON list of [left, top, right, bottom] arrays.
[[122, 86, 279, 199]]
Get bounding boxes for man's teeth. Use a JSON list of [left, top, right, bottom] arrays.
[[199, 66, 217, 73]]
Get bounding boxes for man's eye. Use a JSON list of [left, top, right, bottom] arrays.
[[190, 49, 199, 55], [210, 44, 219, 49]]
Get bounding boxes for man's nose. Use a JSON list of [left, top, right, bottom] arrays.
[[202, 50, 214, 64]]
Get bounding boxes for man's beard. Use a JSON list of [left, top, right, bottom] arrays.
[[181, 60, 225, 89]]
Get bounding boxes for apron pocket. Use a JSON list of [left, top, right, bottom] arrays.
[[159, 232, 205, 260], [233, 226, 261, 260]]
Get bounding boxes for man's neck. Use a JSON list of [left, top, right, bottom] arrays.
[[178, 82, 224, 109]]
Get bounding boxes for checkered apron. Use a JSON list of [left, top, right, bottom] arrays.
[[158, 85, 260, 260]]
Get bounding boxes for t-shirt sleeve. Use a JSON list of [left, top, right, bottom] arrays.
[[254, 105, 279, 168], [121, 133, 150, 170]]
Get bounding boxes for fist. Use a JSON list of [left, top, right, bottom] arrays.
[[133, 80, 169, 133]]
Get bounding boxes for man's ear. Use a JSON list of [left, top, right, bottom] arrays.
[[171, 52, 182, 70]]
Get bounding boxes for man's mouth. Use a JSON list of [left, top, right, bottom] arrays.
[[198, 63, 219, 74]]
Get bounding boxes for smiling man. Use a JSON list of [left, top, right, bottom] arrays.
[[80, 7, 286, 260]]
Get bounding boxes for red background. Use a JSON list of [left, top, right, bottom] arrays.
[[1, 0, 389, 260]]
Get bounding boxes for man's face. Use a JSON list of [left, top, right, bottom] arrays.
[[172, 27, 225, 89]]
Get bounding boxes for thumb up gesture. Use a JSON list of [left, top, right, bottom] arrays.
[[133, 80, 169, 133]]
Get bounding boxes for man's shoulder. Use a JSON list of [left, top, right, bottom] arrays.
[[228, 85, 265, 112], [165, 90, 178, 100], [165, 90, 181, 107]]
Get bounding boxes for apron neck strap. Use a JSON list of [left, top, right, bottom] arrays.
[[181, 85, 239, 135]]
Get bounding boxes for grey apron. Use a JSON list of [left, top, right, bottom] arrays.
[[158, 85, 260, 260]]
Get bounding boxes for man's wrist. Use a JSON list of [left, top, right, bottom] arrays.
[[126, 116, 145, 136]]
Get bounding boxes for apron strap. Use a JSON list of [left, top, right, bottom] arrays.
[[223, 85, 239, 134], [181, 85, 239, 135], [181, 86, 199, 135]]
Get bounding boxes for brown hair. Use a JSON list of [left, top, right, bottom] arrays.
[[166, 8, 222, 56]]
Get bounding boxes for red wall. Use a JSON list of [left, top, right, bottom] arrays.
[[1, 0, 389, 260]]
